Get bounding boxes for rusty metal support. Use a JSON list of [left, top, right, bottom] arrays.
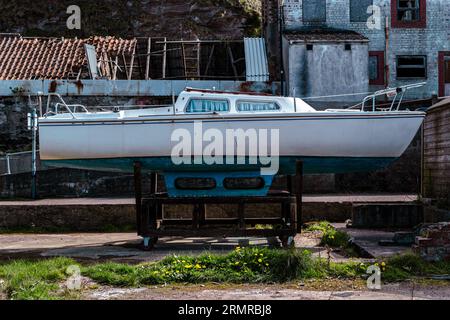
[[133, 161, 143, 236], [150, 172, 158, 195], [295, 161, 303, 233], [238, 202, 246, 229]]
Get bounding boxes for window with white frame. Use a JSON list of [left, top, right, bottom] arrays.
[[186, 99, 229, 113], [236, 101, 281, 112]]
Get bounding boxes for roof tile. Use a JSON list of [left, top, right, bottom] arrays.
[[0, 35, 136, 80]]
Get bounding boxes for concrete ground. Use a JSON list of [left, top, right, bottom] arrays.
[[333, 223, 411, 258], [0, 232, 346, 263], [83, 282, 450, 300], [0, 194, 419, 206]]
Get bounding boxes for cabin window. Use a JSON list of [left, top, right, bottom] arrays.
[[350, 0, 373, 22], [396, 55, 427, 79], [236, 101, 281, 112], [303, 0, 326, 23], [175, 178, 216, 190], [223, 177, 265, 190], [186, 99, 229, 113]]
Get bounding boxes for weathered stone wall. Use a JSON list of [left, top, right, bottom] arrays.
[[0, 95, 170, 154], [285, 42, 369, 101], [0, 0, 262, 39], [0, 168, 155, 199], [414, 222, 450, 261], [0, 199, 353, 232], [281, 0, 450, 99], [0, 96, 32, 153]]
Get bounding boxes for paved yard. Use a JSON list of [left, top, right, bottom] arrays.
[[83, 282, 450, 300]]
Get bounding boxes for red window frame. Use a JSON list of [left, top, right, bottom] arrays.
[[438, 51, 450, 97], [369, 51, 385, 86], [391, 0, 426, 29]]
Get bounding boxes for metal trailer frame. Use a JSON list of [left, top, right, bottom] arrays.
[[133, 161, 304, 250]]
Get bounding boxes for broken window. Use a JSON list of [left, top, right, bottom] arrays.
[[369, 51, 385, 85], [396, 55, 427, 79], [392, 0, 426, 28], [397, 0, 420, 22], [369, 56, 379, 81], [303, 0, 326, 22], [445, 58, 450, 83], [350, 0, 373, 22]]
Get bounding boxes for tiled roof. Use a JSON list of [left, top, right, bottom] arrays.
[[284, 28, 369, 42], [0, 36, 136, 80]]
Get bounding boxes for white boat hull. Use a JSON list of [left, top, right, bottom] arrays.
[[39, 112, 424, 174]]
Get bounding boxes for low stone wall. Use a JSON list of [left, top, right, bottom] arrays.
[[0, 201, 353, 232], [424, 206, 450, 223], [414, 222, 450, 262], [0, 168, 154, 199], [0, 203, 136, 232]]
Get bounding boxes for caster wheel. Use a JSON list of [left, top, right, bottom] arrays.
[[140, 237, 159, 251], [279, 236, 295, 248]]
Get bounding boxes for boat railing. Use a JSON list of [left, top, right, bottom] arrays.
[[352, 82, 426, 112], [36, 92, 174, 118]]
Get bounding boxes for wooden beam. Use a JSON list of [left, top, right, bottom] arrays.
[[204, 44, 215, 76], [162, 37, 167, 79], [227, 45, 239, 80]]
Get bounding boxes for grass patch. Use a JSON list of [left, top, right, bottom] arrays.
[[381, 251, 450, 282], [0, 257, 75, 300], [304, 221, 351, 249], [2, 250, 450, 299], [83, 247, 363, 287]]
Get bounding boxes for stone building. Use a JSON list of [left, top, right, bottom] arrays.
[[263, 0, 450, 105]]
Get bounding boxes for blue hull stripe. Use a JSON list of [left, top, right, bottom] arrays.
[[43, 156, 397, 175]]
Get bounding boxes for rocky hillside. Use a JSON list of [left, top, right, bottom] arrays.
[[0, 0, 262, 39]]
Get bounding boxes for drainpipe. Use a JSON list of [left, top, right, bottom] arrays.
[[279, 0, 285, 96], [384, 16, 390, 89], [31, 108, 37, 200], [6, 154, 11, 175]]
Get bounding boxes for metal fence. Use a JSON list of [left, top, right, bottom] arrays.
[[0, 151, 44, 176]]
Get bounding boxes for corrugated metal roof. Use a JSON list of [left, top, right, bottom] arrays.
[[244, 37, 269, 82], [0, 36, 136, 80]]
